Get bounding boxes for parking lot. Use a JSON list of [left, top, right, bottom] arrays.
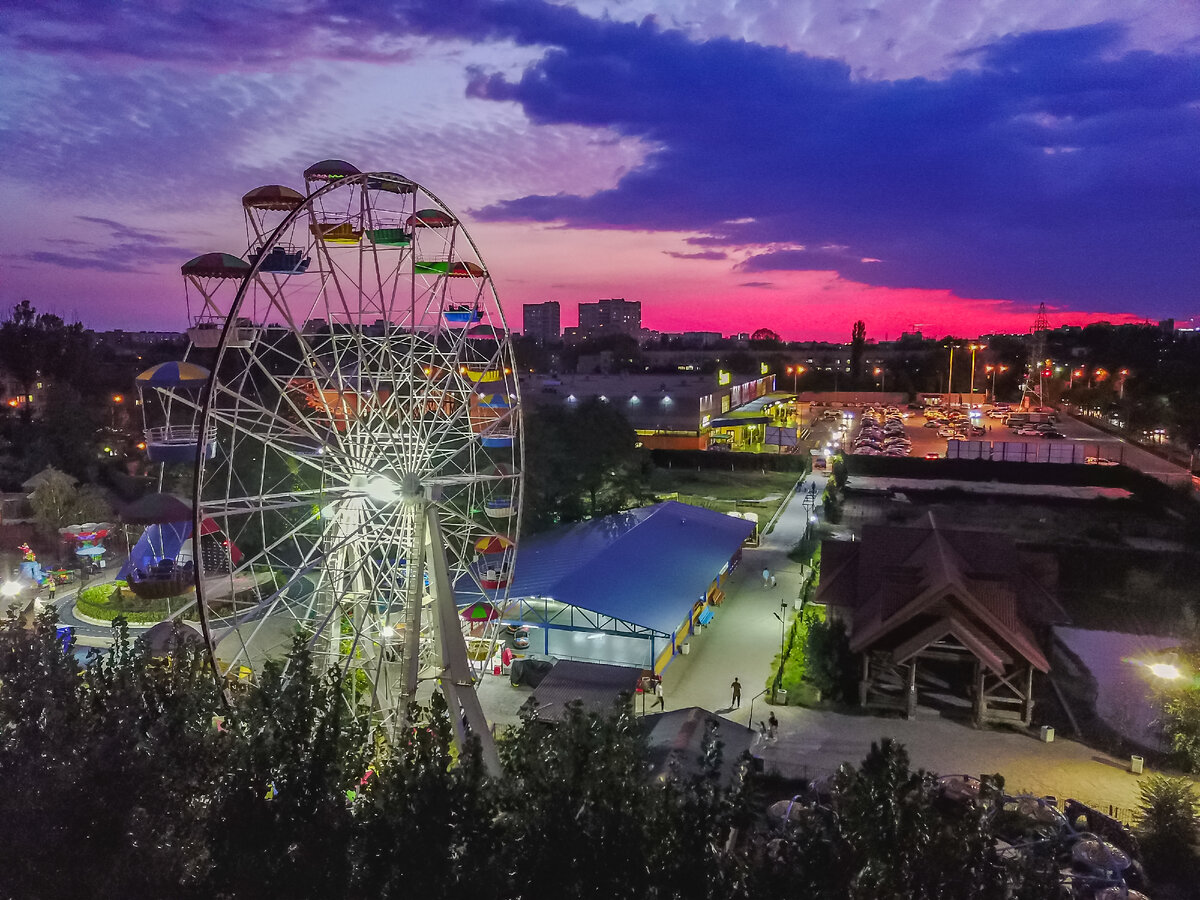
[[830, 403, 1123, 462]]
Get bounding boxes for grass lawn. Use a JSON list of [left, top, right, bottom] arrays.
[[648, 467, 802, 523]]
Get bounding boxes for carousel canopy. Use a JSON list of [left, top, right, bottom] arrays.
[[120, 492, 192, 525], [304, 159, 360, 181], [181, 252, 250, 278], [242, 184, 305, 210], [136, 360, 211, 389]]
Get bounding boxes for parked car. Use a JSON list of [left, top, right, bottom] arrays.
[[1039, 430, 1066, 439], [924, 452, 940, 460], [1085, 456, 1119, 466]]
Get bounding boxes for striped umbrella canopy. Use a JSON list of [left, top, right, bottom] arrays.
[[242, 184, 305, 210], [407, 208, 456, 228], [136, 361, 211, 389], [474, 535, 513, 554], [460, 600, 499, 622], [304, 159, 360, 182], [181, 252, 250, 278]]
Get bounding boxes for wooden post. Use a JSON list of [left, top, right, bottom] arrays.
[[974, 665, 986, 727], [971, 659, 982, 726], [906, 660, 918, 718], [1021, 664, 1035, 726], [858, 654, 870, 708]]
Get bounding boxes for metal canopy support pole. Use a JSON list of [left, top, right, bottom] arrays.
[[424, 502, 501, 777]]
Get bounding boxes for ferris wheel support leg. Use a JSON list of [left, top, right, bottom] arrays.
[[424, 504, 502, 777]]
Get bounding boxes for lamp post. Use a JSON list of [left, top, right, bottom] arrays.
[[1118, 369, 1129, 400], [993, 364, 1008, 401], [786, 365, 805, 395], [968, 344, 983, 404], [873, 366, 886, 392], [772, 600, 788, 702], [946, 345, 955, 396], [1069, 368, 1083, 390]]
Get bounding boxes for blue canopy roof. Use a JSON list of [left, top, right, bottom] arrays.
[[460, 501, 754, 636]]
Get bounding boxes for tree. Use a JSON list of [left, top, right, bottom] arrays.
[[27, 466, 111, 538], [804, 614, 857, 702], [1136, 774, 1200, 885], [850, 320, 866, 388], [522, 399, 647, 531], [0, 300, 92, 422]]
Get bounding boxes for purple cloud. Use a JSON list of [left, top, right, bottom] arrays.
[[25, 217, 198, 274], [739, 281, 775, 289], [663, 249, 726, 260]]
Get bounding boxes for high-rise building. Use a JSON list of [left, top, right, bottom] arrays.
[[578, 298, 641, 338], [522, 301, 561, 345]]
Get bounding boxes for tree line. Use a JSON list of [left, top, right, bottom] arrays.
[[0, 611, 1085, 900]]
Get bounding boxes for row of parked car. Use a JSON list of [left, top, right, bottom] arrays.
[[923, 407, 985, 442], [852, 408, 912, 457]]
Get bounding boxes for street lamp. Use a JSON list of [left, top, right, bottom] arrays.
[[946, 345, 956, 396], [785, 365, 806, 394], [1118, 369, 1130, 400], [873, 366, 886, 392], [1069, 368, 1083, 389], [967, 343, 984, 403], [772, 600, 788, 702]]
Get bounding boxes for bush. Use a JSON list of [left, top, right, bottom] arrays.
[[1136, 775, 1200, 885], [804, 614, 857, 703]]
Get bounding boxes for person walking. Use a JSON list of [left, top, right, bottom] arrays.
[[767, 711, 778, 740], [731, 677, 742, 708], [762, 568, 770, 589], [652, 675, 665, 710], [770, 574, 777, 589]]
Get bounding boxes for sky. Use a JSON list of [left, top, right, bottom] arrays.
[[1, 0, 1197, 341]]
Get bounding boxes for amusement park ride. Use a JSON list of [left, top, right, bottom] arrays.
[[131, 160, 521, 770]]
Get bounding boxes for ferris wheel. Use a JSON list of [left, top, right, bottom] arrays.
[[177, 160, 519, 764]]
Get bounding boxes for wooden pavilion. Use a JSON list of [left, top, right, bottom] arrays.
[[816, 513, 1066, 726]]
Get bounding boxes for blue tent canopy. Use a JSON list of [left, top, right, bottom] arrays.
[[458, 501, 753, 636]]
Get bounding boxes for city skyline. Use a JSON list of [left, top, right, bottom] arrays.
[[1, 0, 1196, 341]]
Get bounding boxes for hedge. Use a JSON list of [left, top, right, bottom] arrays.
[[74, 581, 173, 625]]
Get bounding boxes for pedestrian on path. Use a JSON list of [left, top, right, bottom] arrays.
[[770, 574, 777, 589], [762, 568, 770, 589], [768, 711, 778, 740], [47, 580, 56, 602], [652, 676, 665, 710], [731, 677, 742, 708]]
